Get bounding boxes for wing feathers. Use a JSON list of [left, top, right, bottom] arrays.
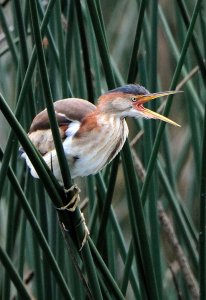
[[29, 98, 96, 133], [25, 98, 96, 156]]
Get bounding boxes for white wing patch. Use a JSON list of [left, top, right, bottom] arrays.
[[65, 121, 80, 138]]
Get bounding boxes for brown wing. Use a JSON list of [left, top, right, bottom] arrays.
[[26, 98, 96, 155], [29, 98, 96, 133]]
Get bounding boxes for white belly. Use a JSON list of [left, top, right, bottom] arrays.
[[23, 116, 129, 182], [64, 116, 128, 178]]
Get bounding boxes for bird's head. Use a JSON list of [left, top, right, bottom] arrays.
[[97, 84, 180, 126]]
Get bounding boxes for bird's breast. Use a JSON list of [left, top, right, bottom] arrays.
[[63, 115, 129, 177]]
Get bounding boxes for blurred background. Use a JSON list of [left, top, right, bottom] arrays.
[[0, 0, 205, 299]]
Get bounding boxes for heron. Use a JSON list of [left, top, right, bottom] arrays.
[[20, 84, 180, 247], [20, 84, 180, 184]]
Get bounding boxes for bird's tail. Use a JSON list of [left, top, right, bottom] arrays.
[[20, 151, 39, 178]]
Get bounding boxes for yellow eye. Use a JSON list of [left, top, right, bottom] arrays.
[[130, 97, 136, 102]]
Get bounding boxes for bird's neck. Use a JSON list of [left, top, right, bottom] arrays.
[[76, 109, 121, 137]]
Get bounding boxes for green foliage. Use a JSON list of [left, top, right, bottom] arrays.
[[0, 0, 205, 299]]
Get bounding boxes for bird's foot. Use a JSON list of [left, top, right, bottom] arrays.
[[61, 212, 89, 251], [57, 184, 81, 212], [56, 185, 89, 250], [76, 212, 90, 251]]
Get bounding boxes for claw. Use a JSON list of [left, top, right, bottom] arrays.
[[61, 212, 89, 251], [56, 185, 89, 250], [56, 184, 81, 212], [77, 212, 90, 251]]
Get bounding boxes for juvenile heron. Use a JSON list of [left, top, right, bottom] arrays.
[[21, 84, 180, 182]]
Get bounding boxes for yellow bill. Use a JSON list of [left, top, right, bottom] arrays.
[[134, 91, 181, 127]]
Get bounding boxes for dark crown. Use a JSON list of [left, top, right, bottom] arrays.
[[106, 84, 149, 95]]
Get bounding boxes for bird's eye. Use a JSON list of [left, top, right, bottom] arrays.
[[130, 97, 136, 102]]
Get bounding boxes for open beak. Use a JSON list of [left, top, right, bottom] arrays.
[[133, 91, 181, 127]]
